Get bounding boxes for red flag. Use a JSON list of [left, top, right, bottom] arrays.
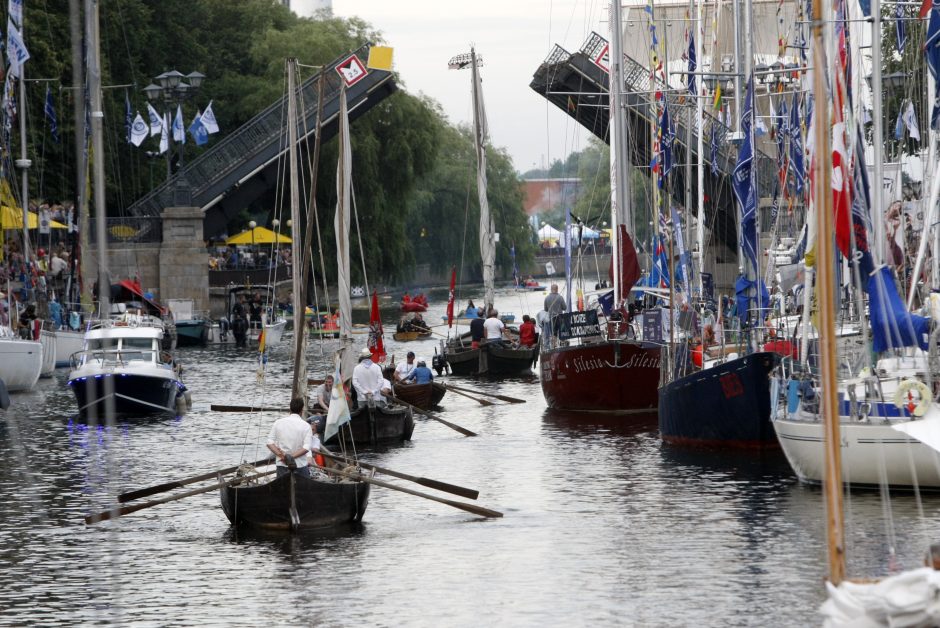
[[608, 225, 642, 302], [920, 0, 932, 19], [832, 28, 852, 259], [446, 266, 456, 328], [368, 292, 385, 363]]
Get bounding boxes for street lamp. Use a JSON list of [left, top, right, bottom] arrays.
[[143, 68, 207, 203]]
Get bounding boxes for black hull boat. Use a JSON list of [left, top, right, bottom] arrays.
[[175, 320, 209, 347], [658, 352, 779, 449], [70, 372, 185, 417], [220, 470, 370, 531], [393, 381, 446, 409], [323, 402, 415, 448], [445, 341, 538, 376]]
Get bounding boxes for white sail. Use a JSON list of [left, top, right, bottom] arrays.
[[469, 48, 495, 310], [287, 59, 306, 398], [334, 87, 356, 379]]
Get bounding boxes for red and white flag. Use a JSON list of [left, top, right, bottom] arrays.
[[446, 266, 456, 328], [368, 292, 386, 363]]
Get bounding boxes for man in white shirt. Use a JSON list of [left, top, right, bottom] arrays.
[[352, 347, 385, 406], [394, 352, 417, 382], [483, 310, 507, 346], [266, 397, 312, 478]]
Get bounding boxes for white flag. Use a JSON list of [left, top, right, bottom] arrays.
[[159, 112, 169, 154], [130, 112, 148, 147], [200, 101, 219, 134], [8, 0, 22, 27], [172, 105, 185, 143], [147, 103, 162, 136], [903, 100, 921, 141], [6, 19, 29, 76]]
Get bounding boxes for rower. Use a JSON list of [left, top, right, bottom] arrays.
[[395, 352, 417, 382]]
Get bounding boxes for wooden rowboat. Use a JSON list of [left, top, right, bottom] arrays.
[[393, 330, 432, 341], [393, 381, 446, 409]]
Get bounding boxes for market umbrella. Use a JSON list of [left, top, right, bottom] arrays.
[[537, 224, 562, 243], [0, 206, 67, 229], [225, 226, 292, 245]]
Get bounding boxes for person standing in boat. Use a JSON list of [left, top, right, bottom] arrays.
[[314, 374, 334, 413], [248, 292, 263, 329], [483, 309, 508, 346], [266, 397, 313, 478], [469, 308, 486, 348], [404, 358, 434, 384], [352, 347, 385, 406], [231, 294, 249, 347], [518, 315, 537, 347], [395, 352, 417, 382], [543, 284, 567, 326]]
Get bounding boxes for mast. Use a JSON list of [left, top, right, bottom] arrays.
[[609, 0, 633, 308], [811, 0, 845, 584], [469, 48, 495, 311], [287, 59, 306, 399], [870, 0, 885, 263], [16, 32, 30, 261], [695, 0, 705, 295], [334, 86, 355, 378], [86, 0, 108, 319], [69, 0, 90, 310]]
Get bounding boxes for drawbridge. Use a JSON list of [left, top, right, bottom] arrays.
[[126, 43, 396, 237]]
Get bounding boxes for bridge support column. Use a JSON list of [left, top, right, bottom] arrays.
[[159, 206, 208, 314]]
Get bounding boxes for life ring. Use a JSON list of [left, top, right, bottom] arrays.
[[894, 379, 933, 417]]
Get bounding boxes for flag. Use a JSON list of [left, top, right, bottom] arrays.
[[446, 266, 456, 328], [510, 243, 519, 286], [926, 0, 940, 129], [324, 353, 352, 444], [125, 92, 132, 144], [159, 112, 169, 154], [686, 33, 697, 95], [903, 100, 920, 141], [733, 76, 758, 273], [895, 104, 906, 140], [712, 83, 722, 110], [896, 2, 907, 54], [6, 19, 29, 76], [258, 328, 266, 355], [147, 103, 162, 136], [789, 91, 804, 193], [8, 0, 22, 26], [832, 72, 853, 265], [188, 111, 209, 146], [710, 125, 720, 176], [652, 235, 671, 289], [44, 86, 59, 144], [660, 100, 675, 177], [848, 123, 875, 281], [368, 292, 385, 363], [130, 112, 148, 146], [922, 0, 933, 18], [172, 105, 185, 143], [755, 115, 768, 136], [200, 101, 220, 134]]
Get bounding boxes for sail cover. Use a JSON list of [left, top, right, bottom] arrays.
[[608, 225, 641, 302], [334, 88, 352, 341], [868, 266, 929, 353]]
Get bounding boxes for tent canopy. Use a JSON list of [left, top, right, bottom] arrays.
[[537, 224, 562, 242], [570, 225, 599, 239], [1, 206, 67, 230], [225, 225, 292, 245]]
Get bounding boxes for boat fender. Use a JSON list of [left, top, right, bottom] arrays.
[[175, 395, 188, 414], [184, 390, 193, 409], [894, 379, 932, 417]]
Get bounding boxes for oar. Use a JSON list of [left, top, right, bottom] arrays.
[[387, 394, 477, 437], [319, 450, 479, 500], [85, 468, 277, 524], [211, 404, 288, 413], [443, 383, 527, 405], [319, 464, 501, 518], [438, 383, 493, 406], [118, 457, 273, 503]]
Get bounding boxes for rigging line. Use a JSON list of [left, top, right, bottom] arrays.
[[350, 184, 370, 298], [456, 145, 475, 314]]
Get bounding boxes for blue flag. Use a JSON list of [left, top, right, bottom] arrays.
[[687, 34, 697, 95], [896, 2, 907, 54], [926, 0, 940, 129], [868, 267, 929, 353], [849, 123, 875, 281], [188, 112, 209, 146], [789, 91, 805, 193], [124, 91, 132, 143], [710, 124, 720, 176], [44, 85, 59, 144], [733, 76, 757, 274], [660, 100, 675, 178]]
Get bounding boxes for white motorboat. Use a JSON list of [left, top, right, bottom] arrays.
[[54, 327, 85, 368], [0, 326, 42, 391]]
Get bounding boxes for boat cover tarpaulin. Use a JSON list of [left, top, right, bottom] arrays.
[[113, 279, 165, 316], [892, 404, 940, 455], [820, 567, 940, 626], [867, 266, 929, 353]]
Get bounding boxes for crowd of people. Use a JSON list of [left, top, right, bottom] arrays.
[[208, 245, 292, 271]]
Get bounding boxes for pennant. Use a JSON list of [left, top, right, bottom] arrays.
[[903, 100, 920, 141], [367, 292, 385, 363], [446, 266, 456, 328], [789, 91, 804, 194], [159, 112, 169, 154], [8, 0, 22, 26], [125, 92, 132, 144], [6, 19, 29, 76], [172, 105, 185, 143], [686, 33, 697, 96], [896, 3, 907, 54], [188, 111, 209, 146], [44, 86, 59, 144], [324, 354, 352, 444], [130, 112, 148, 147], [733, 76, 758, 273], [712, 84, 722, 110], [147, 103, 162, 136], [660, 100, 675, 177], [258, 328, 266, 355], [567, 95, 576, 112], [200, 101, 219, 134]]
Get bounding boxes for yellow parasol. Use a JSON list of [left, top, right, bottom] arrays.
[[225, 225, 292, 245], [0, 205, 68, 229]]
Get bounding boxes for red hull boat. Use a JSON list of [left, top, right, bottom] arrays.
[[400, 302, 428, 313], [540, 340, 661, 413]]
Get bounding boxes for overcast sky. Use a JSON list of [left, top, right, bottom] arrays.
[[320, 0, 609, 174]]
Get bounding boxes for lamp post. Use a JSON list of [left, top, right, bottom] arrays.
[[143, 69, 206, 204]]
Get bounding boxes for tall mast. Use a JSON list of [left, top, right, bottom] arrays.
[[870, 0, 885, 263], [287, 59, 306, 399], [695, 0, 705, 295], [16, 42, 29, 260], [69, 0, 90, 310], [609, 0, 632, 308], [469, 48, 495, 311], [86, 0, 108, 318]]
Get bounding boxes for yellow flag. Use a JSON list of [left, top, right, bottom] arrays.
[[367, 46, 394, 71], [258, 328, 266, 354], [712, 84, 722, 110]]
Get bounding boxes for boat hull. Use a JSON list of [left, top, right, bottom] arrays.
[[392, 331, 431, 342], [322, 402, 414, 447], [393, 381, 446, 409], [658, 352, 779, 449], [175, 320, 209, 347], [540, 340, 660, 413], [39, 330, 56, 377], [400, 302, 428, 312], [220, 471, 370, 530], [54, 329, 85, 368], [0, 338, 42, 391], [446, 342, 537, 376], [68, 372, 183, 417]]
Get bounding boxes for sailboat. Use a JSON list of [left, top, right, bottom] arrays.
[[537, 7, 662, 413], [220, 59, 370, 530], [440, 48, 538, 377]]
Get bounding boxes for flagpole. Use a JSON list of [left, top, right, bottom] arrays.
[[871, 0, 885, 263], [16, 34, 31, 264]]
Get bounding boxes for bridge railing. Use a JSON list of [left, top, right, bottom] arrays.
[[89, 217, 163, 244]]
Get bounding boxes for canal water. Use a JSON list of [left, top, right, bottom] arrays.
[[1, 286, 939, 626]]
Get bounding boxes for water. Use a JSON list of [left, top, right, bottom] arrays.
[[2, 286, 939, 626]]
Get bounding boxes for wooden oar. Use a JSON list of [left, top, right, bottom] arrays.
[[118, 457, 273, 503], [85, 468, 277, 524], [437, 383, 493, 406], [387, 394, 477, 437], [442, 383, 526, 405], [211, 404, 288, 413], [318, 450, 479, 500], [319, 464, 501, 518]]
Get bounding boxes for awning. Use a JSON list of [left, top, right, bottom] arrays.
[[225, 225, 292, 245]]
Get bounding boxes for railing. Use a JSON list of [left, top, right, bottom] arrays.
[[89, 217, 163, 244], [70, 348, 168, 370], [128, 43, 380, 217]]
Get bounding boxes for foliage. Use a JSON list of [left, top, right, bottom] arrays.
[[875, 6, 927, 160]]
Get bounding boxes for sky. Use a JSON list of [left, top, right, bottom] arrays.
[[301, 0, 611, 174]]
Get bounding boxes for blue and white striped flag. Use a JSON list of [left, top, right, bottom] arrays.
[[44, 86, 59, 144]]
